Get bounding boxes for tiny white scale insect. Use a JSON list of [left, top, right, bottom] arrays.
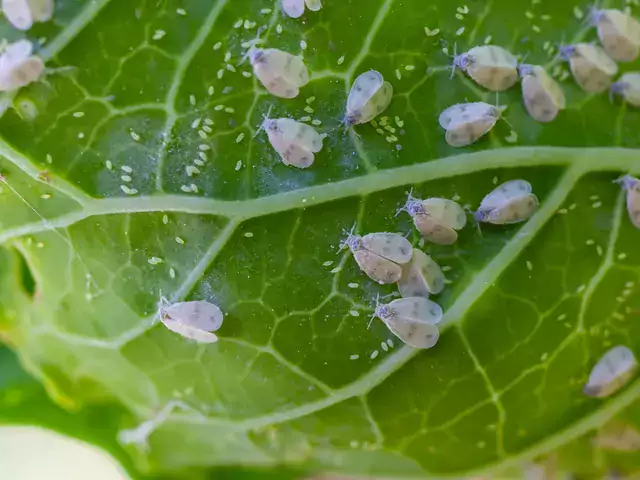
[[518, 64, 566, 122], [249, 47, 309, 99], [159, 298, 223, 343], [261, 115, 325, 168], [0, 39, 44, 92], [343, 228, 413, 284], [439, 101, 501, 147], [591, 8, 640, 62], [398, 248, 446, 298], [372, 296, 443, 349], [611, 72, 640, 106], [475, 179, 539, 224], [282, 0, 322, 18], [399, 192, 467, 244], [345, 70, 393, 127], [2, 0, 54, 31], [615, 174, 640, 228], [560, 43, 618, 93], [452, 45, 519, 91], [583, 345, 638, 398]]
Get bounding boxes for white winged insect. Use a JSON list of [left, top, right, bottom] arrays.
[[584, 345, 638, 398], [0, 39, 44, 92], [343, 228, 413, 285], [518, 64, 566, 122], [475, 179, 539, 225], [345, 70, 393, 127], [398, 248, 446, 298], [560, 43, 618, 93], [261, 114, 325, 168], [2, 0, 54, 31], [439, 101, 501, 147], [611, 72, 640, 107], [281, 0, 322, 18], [372, 296, 443, 349], [452, 45, 519, 91], [249, 47, 309, 99], [591, 8, 640, 62], [593, 421, 640, 452], [399, 192, 467, 245], [615, 174, 640, 228], [159, 298, 223, 343]]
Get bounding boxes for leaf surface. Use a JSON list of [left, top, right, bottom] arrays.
[[2, 0, 640, 477]]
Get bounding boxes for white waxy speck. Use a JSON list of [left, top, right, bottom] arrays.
[[584, 346, 637, 398], [261, 8, 272, 14], [106, 160, 113, 170], [159, 298, 224, 344], [78, 133, 85, 139], [169, 267, 176, 279], [153, 30, 166, 40], [348, 283, 359, 288], [175, 237, 185, 244], [176, 8, 186, 15], [130, 131, 141, 141], [526, 261, 533, 271], [338, 55, 346, 65], [244, 232, 253, 238], [120, 185, 138, 195], [330, 267, 341, 274], [276, 24, 283, 34], [162, 214, 169, 224], [121, 175, 132, 182], [189, 95, 196, 105], [323, 261, 334, 267], [199, 144, 210, 151], [381, 341, 389, 352], [213, 42, 222, 50], [73, 111, 84, 118], [191, 118, 201, 129], [387, 339, 394, 348], [236, 133, 245, 143], [425, 27, 440, 36], [148, 257, 164, 265], [349, 310, 359, 317], [456, 26, 465, 36], [300, 40, 307, 50], [350, 354, 359, 360], [46, 153, 52, 164], [370, 350, 379, 360], [235, 160, 242, 171]]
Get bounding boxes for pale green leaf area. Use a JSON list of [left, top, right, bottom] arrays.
[[2, 0, 640, 478]]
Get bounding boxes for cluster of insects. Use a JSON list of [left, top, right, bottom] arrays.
[[341, 179, 540, 349]]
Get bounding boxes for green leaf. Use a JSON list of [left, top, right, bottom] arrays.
[[2, 0, 640, 478]]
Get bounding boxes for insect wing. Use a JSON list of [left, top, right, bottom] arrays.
[[304, 0, 322, 11], [384, 315, 440, 349], [413, 214, 458, 245], [445, 114, 497, 147], [521, 66, 565, 122], [596, 10, 640, 62], [161, 320, 219, 343], [438, 102, 494, 129], [2, 0, 33, 30], [353, 249, 402, 284], [584, 345, 638, 398], [26, 0, 53, 22], [486, 193, 539, 224], [388, 297, 443, 325], [282, 0, 305, 18], [398, 249, 445, 298], [422, 197, 467, 230], [163, 300, 224, 332], [347, 70, 384, 115], [355, 81, 393, 124], [466, 45, 518, 91], [479, 179, 532, 211], [267, 132, 315, 168], [614, 72, 640, 106], [275, 118, 324, 153], [361, 232, 412, 264], [623, 175, 640, 228]]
